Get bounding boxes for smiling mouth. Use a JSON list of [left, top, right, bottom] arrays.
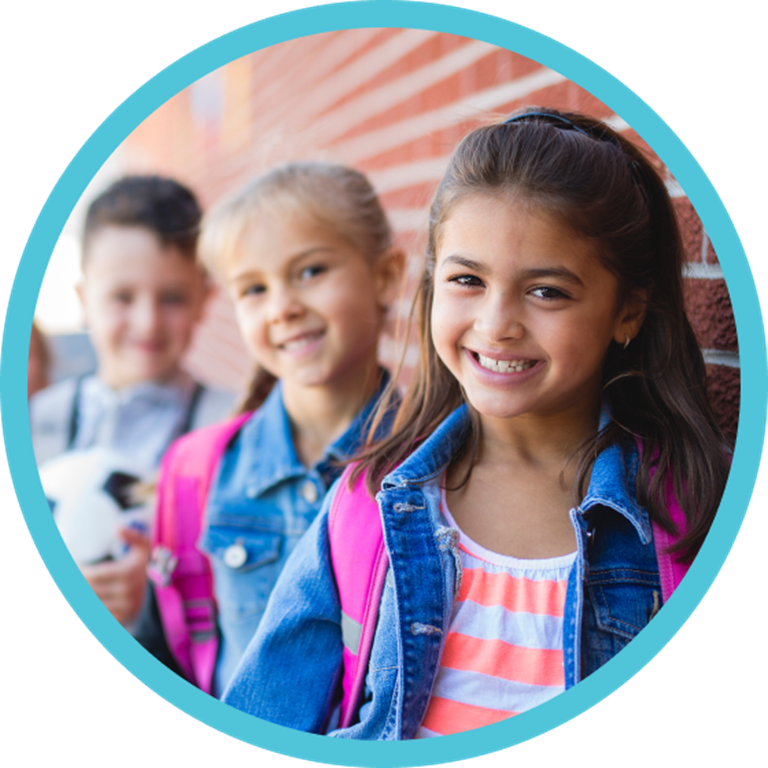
[[278, 330, 325, 352], [474, 352, 537, 373]]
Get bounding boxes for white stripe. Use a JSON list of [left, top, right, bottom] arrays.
[[371, 157, 449, 194], [334, 67, 566, 162], [429, 666, 564, 715], [683, 262, 724, 279], [665, 177, 686, 198], [448, 601, 564, 650], [255, 29, 438, 131], [312, 39, 500, 146], [388, 207, 430, 233], [702, 349, 740, 368]]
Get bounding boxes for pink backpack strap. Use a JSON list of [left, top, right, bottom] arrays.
[[328, 464, 389, 730], [148, 412, 252, 692], [651, 473, 690, 604], [636, 439, 690, 604]]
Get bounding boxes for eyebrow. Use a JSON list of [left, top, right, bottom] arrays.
[[228, 246, 336, 283], [519, 267, 585, 287], [440, 256, 585, 287], [441, 255, 488, 274]]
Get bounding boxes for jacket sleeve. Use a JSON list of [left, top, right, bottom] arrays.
[[221, 482, 344, 733]]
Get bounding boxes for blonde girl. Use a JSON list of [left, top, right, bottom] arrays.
[[140, 162, 403, 695]]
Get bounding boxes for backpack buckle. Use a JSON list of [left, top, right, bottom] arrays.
[[148, 545, 178, 587], [186, 598, 217, 642]]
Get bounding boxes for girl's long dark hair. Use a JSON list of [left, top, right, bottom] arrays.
[[355, 108, 731, 563]]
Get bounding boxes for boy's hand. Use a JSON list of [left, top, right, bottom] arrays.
[[80, 527, 151, 625]]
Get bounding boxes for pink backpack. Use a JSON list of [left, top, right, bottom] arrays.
[[149, 419, 689, 718], [148, 413, 252, 694]]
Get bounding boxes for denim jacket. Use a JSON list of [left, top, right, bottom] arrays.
[[223, 404, 663, 738], [201, 373, 390, 694]]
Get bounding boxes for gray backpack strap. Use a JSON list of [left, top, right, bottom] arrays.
[[29, 377, 83, 466], [66, 376, 85, 447]]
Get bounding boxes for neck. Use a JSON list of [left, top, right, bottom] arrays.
[[282, 359, 381, 467], [477, 400, 602, 471]]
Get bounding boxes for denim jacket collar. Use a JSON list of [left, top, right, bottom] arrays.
[[242, 370, 391, 499], [579, 408, 652, 545], [385, 403, 651, 544]]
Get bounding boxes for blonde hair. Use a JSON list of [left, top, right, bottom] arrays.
[[200, 161, 394, 412]]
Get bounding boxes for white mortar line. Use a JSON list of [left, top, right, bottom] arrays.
[[335, 67, 567, 163], [702, 349, 740, 368], [312, 39, 504, 146], [683, 262, 724, 279]]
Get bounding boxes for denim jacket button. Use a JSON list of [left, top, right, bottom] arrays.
[[301, 481, 318, 503], [224, 541, 248, 569]]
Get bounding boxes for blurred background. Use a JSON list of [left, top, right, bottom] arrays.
[[34, 28, 739, 441]]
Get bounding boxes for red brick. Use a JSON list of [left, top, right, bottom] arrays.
[[379, 182, 439, 211], [705, 364, 740, 444], [674, 197, 704, 263], [683, 279, 737, 351]]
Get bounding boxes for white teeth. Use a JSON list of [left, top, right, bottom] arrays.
[[281, 332, 322, 351], [477, 353, 535, 373]]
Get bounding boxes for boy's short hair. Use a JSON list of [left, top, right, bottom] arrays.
[[82, 175, 201, 267]]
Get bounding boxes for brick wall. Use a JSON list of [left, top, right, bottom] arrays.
[[120, 29, 739, 442]]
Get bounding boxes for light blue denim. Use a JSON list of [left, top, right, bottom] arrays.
[[201, 373, 390, 695], [222, 404, 663, 738]]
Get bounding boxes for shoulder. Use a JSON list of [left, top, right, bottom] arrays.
[[29, 378, 82, 466], [190, 383, 238, 430], [165, 410, 254, 469], [29, 377, 79, 422]]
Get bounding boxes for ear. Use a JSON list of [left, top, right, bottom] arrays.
[[613, 289, 648, 346], [373, 247, 406, 311]]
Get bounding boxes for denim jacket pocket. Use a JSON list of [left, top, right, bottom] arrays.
[[586, 566, 660, 637], [200, 524, 284, 621], [581, 565, 660, 676]]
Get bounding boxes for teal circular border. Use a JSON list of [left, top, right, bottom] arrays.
[[2, 2, 765, 765]]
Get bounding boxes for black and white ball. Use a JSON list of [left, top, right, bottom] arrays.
[[40, 448, 154, 565]]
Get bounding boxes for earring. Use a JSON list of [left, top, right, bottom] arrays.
[[623, 334, 631, 350]]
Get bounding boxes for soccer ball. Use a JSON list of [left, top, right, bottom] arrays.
[[39, 447, 154, 565]]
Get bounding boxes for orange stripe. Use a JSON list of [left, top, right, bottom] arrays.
[[421, 696, 517, 735], [458, 566, 568, 616], [441, 633, 565, 687]]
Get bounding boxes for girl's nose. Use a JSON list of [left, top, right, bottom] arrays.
[[474, 292, 525, 341], [267, 285, 304, 324]]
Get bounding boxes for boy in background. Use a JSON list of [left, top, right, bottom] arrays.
[[30, 175, 234, 629]]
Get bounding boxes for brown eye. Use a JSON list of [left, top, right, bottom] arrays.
[[530, 286, 568, 300], [450, 274, 484, 288]]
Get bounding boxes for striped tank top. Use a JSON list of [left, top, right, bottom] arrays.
[[416, 490, 576, 738]]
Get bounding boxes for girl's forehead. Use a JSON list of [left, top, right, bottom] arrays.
[[224, 211, 357, 275], [434, 194, 616, 290]]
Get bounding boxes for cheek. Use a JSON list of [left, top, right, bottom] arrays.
[[430, 294, 462, 355], [235, 305, 268, 350]]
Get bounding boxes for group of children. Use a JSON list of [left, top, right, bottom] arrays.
[[30, 108, 731, 739]]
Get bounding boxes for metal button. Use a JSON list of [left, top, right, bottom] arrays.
[[223, 541, 248, 569], [301, 481, 318, 504]]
